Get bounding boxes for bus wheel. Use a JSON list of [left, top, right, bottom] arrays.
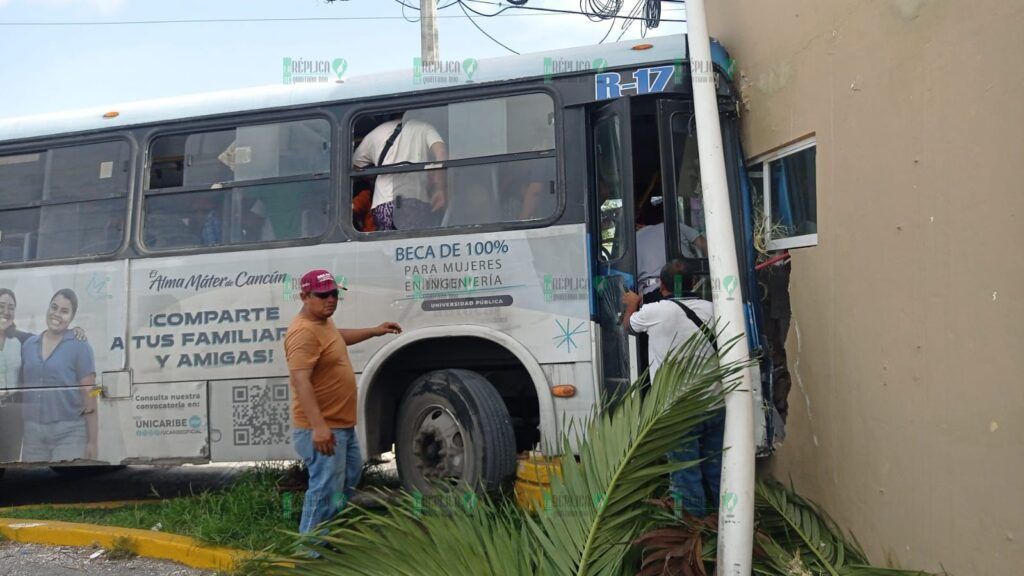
[[395, 369, 516, 494]]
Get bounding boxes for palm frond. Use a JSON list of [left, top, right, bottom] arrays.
[[755, 480, 851, 575], [275, 492, 536, 576], [754, 480, 945, 576], [525, 333, 751, 576]]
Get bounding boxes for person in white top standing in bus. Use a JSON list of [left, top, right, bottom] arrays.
[[621, 259, 723, 518], [352, 114, 448, 231]]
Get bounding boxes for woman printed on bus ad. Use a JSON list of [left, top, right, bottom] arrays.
[[19, 288, 98, 462], [0, 288, 22, 390], [0, 288, 27, 463]]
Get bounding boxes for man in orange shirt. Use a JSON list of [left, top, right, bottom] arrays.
[[285, 269, 401, 534]]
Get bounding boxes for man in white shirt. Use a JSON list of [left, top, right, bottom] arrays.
[[621, 259, 723, 518], [352, 116, 448, 231]]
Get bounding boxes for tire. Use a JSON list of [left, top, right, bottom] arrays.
[[50, 465, 126, 479], [395, 369, 516, 494]]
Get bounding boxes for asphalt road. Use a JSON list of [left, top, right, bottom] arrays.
[[0, 542, 214, 576], [0, 463, 260, 507]]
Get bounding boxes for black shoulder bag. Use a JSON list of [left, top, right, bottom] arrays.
[[669, 299, 719, 352], [377, 122, 403, 166]]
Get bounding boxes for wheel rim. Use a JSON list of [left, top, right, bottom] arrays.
[[411, 404, 469, 486]]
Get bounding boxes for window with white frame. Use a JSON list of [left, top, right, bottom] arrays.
[[748, 137, 817, 250]]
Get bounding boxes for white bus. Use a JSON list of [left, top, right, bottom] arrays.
[[0, 35, 775, 491]]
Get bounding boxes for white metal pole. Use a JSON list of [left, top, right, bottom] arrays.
[[421, 0, 439, 63], [684, 1, 756, 574]]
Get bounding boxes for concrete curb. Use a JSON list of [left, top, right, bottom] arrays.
[[0, 517, 250, 572]]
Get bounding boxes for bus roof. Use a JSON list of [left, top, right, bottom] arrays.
[[0, 34, 717, 143]]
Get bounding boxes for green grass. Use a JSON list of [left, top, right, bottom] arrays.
[[0, 466, 300, 553]]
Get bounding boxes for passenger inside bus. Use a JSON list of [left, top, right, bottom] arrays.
[[145, 120, 331, 250], [144, 191, 222, 249], [501, 128, 556, 221], [242, 182, 326, 241], [351, 179, 376, 232], [351, 95, 556, 232], [636, 200, 667, 300], [352, 113, 448, 231]]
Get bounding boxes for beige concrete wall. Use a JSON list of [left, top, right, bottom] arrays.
[[705, 1, 1024, 573]]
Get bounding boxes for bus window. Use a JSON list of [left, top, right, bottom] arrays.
[[143, 118, 331, 251], [670, 113, 708, 260], [0, 152, 44, 262], [351, 93, 556, 232], [594, 114, 626, 261], [0, 152, 44, 206], [0, 142, 129, 263]]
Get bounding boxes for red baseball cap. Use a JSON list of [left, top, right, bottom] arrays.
[[300, 269, 346, 293]]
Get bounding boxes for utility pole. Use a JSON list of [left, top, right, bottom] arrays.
[[685, 0, 756, 574], [421, 0, 439, 62]]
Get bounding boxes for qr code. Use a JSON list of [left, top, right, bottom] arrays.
[[231, 383, 290, 447]]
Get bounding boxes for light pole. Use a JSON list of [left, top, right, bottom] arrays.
[[685, 0, 757, 574], [421, 0, 439, 62]]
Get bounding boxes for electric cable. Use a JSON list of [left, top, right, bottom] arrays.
[[0, 2, 683, 29], [455, 0, 684, 23], [458, 1, 519, 54]]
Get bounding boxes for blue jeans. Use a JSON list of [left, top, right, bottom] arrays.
[[293, 427, 362, 534], [668, 408, 725, 517]]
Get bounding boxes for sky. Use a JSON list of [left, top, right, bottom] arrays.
[[0, 0, 687, 119]]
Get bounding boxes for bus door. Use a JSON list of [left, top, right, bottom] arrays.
[[657, 99, 773, 452], [655, 99, 712, 297], [590, 97, 638, 400]]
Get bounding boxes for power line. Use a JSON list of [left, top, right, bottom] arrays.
[[0, 0, 685, 27], [457, 1, 519, 55], [428, 0, 685, 23], [392, 0, 462, 21], [0, 11, 626, 26], [409, 0, 684, 51]]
